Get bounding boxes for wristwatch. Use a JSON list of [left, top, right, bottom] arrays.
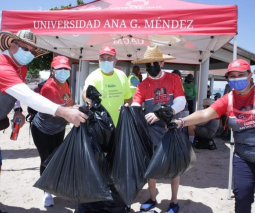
[[14, 107, 23, 113]]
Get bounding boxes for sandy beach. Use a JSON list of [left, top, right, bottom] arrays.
[[0, 106, 254, 213]]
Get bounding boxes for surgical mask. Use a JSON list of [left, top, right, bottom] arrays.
[[54, 70, 70, 84], [13, 47, 34, 65], [228, 76, 249, 91], [100, 61, 114, 74], [146, 62, 161, 77]]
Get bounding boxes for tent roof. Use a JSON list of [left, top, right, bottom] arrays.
[[1, 0, 237, 64]]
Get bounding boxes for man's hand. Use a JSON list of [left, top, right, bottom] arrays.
[[55, 106, 88, 127], [145, 112, 159, 125], [13, 111, 25, 128]]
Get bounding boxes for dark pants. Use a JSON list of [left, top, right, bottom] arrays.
[[31, 124, 65, 175], [233, 155, 255, 213], [187, 99, 194, 115]]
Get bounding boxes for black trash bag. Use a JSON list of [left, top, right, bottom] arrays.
[[86, 84, 102, 109], [112, 106, 153, 207], [33, 122, 113, 203], [78, 184, 129, 213], [85, 85, 115, 153], [144, 106, 197, 180], [153, 103, 174, 127]]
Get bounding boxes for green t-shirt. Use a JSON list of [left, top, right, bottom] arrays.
[[183, 82, 197, 100], [84, 68, 132, 126]]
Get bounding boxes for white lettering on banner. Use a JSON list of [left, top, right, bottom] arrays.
[[103, 19, 127, 28], [130, 19, 138, 28], [33, 19, 194, 30], [187, 20, 194, 29], [33, 20, 101, 29], [144, 19, 193, 29]]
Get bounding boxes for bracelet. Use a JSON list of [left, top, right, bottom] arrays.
[[178, 118, 184, 129]]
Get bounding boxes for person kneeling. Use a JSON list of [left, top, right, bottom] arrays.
[[188, 98, 219, 150]]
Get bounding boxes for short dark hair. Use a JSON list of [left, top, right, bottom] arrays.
[[172, 69, 181, 77]]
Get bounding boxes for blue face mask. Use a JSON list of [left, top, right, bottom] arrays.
[[229, 76, 249, 91], [54, 70, 70, 84], [13, 47, 34, 65], [99, 61, 114, 74]]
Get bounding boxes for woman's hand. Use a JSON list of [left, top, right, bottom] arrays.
[[172, 119, 182, 128]]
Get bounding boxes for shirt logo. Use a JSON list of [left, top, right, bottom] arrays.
[[104, 47, 111, 51], [232, 61, 240, 67], [60, 58, 67, 64], [107, 84, 116, 88]]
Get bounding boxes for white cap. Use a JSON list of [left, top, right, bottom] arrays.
[[203, 98, 214, 106]]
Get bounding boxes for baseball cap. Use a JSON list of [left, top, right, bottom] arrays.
[[203, 98, 214, 106], [51, 56, 71, 69], [225, 59, 251, 76], [99, 46, 116, 56]]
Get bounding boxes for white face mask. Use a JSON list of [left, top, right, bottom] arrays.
[[99, 61, 114, 74], [54, 69, 70, 83], [13, 47, 34, 65]]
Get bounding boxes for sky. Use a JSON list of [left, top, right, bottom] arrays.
[[0, 0, 255, 89]]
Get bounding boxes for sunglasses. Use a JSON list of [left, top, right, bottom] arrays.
[[145, 62, 160, 67], [14, 42, 36, 56]]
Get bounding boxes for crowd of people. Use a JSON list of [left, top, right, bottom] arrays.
[[0, 29, 255, 213]]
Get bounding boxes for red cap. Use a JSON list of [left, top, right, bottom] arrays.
[[226, 59, 251, 76], [51, 56, 71, 69], [99, 46, 116, 56]]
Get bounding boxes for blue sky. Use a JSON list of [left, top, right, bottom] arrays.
[[0, 0, 254, 73]]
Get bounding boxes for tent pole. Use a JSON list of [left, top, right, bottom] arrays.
[[198, 59, 209, 110], [227, 35, 237, 200]]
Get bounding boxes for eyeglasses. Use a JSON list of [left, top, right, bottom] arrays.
[[99, 56, 115, 62], [14, 42, 36, 56]]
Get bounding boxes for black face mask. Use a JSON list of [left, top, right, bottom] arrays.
[[146, 62, 161, 77]]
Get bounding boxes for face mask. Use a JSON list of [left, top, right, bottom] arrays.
[[54, 70, 70, 84], [100, 61, 114, 74], [13, 47, 34, 65], [228, 76, 249, 91], [146, 62, 161, 77]]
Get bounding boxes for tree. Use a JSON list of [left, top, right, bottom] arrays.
[[50, 0, 84, 10]]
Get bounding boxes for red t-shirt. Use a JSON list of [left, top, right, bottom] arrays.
[[211, 88, 255, 131], [0, 54, 27, 93], [40, 78, 73, 106], [133, 72, 184, 107]]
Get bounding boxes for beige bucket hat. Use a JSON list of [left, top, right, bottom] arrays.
[[131, 45, 176, 64], [0, 29, 49, 58]]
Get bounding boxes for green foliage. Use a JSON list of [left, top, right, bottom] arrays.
[[77, 0, 85, 5], [27, 52, 53, 73], [49, 0, 85, 10]]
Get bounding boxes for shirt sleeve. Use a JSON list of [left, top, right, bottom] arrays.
[[124, 76, 132, 100], [83, 72, 96, 92], [210, 94, 229, 117], [172, 75, 185, 98], [133, 84, 144, 105], [191, 84, 197, 100], [130, 77, 140, 87], [5, 83, 59, 115], [0, 64, 26, 93]]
